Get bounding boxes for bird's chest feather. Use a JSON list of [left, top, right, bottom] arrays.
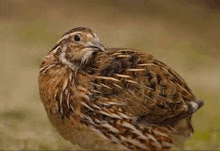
[[39, 63, 90, 119]]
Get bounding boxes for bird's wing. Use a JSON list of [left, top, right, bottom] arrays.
[[74, 71, 174, 150], [90, 48, 203, 125]]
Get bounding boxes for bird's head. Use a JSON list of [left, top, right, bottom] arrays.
[[51, 27, 105, 69]]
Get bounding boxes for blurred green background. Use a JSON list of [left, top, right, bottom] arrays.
[[0, 0, 220, 150]]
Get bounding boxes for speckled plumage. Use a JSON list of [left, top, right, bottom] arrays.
[[39, 27, 203, 150]]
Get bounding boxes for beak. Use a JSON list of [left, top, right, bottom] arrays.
[[86, 41, 105, 52], [94, 42, 105, 52]]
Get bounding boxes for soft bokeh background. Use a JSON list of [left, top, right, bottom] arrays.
[[0, 0, 220, 150]]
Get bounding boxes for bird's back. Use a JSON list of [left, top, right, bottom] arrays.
[[72, 48, 203, 150], [92, 48, 202, 123]]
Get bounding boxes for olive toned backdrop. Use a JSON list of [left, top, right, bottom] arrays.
[[0, 0, 220, 150]]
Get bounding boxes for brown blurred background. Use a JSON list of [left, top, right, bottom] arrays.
[[0, 0, 220, 150]]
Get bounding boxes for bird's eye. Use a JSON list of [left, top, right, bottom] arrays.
[[74, 34, 81, 41]]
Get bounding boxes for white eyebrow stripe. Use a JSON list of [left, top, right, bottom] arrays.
[[56, 32, 82, 44]]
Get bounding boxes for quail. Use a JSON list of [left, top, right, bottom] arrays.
[[39, 27, 204, 150]]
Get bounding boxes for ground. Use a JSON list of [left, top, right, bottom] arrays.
[[0, 0, 220, 150]]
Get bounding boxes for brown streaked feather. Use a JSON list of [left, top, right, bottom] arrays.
[[92, 48, 202, 125], [39, 27, 203, 150]]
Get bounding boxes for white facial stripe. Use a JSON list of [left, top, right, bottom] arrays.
[[59, 46, 76, 70], [52, 45, 61, 54], [81, 49, 94, 64], [57, 31, 100, 45], [57, 31, 100, 44], [56, 32, 82, 44], [60, 51, 68, 65]]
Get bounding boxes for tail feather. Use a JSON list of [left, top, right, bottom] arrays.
[[136, 100, 204, 126], [189, 100, 204, 112], [164, 99, 204, 125]]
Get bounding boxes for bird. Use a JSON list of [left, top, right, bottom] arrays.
[[39, 27, 204, 150]]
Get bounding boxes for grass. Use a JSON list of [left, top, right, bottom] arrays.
[[0, 0, 220, 150]]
